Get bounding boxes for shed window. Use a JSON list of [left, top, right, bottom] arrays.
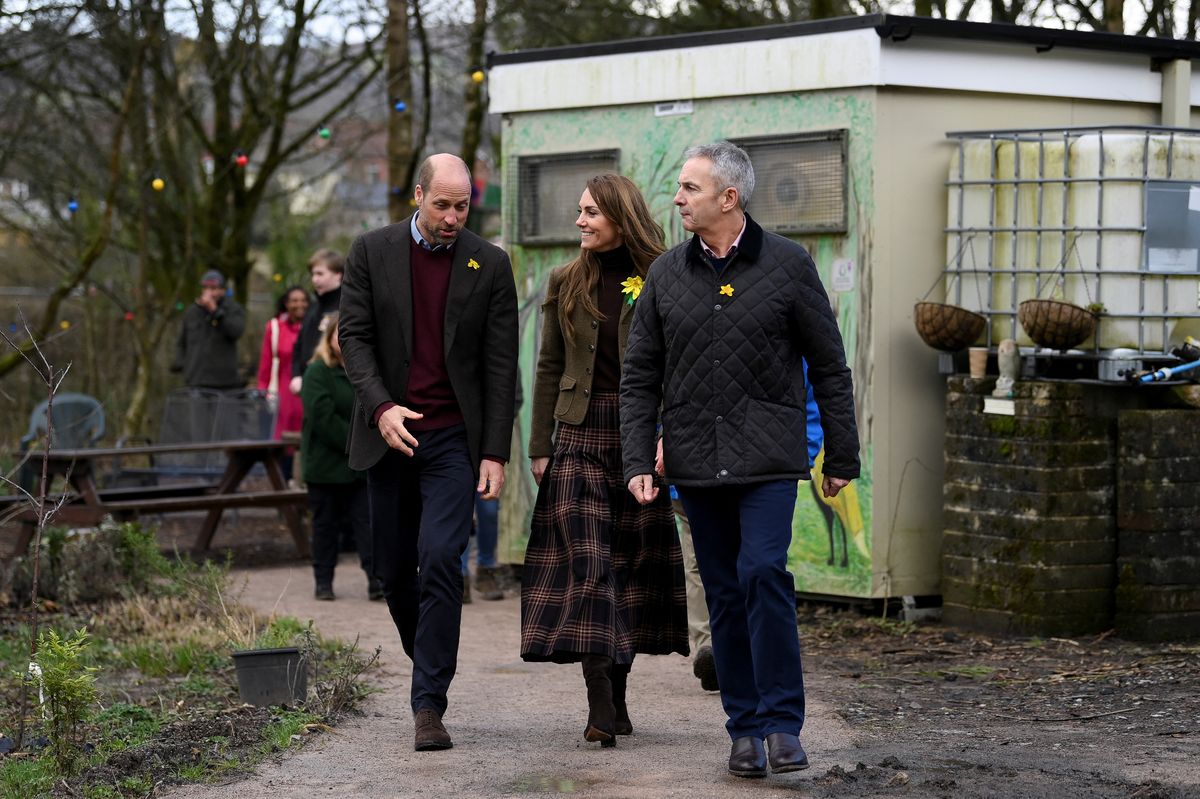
[[734, 131, 847, 234], [517, 150, 619, 244]]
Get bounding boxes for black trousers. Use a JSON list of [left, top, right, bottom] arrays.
[[367, 424, 474, 716], [307, 481, 372, 585]]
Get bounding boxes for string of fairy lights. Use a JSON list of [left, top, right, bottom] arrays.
[[37, 67, 488, 334]]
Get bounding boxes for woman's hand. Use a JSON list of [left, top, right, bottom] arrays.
[[530, 456, 550, 485]]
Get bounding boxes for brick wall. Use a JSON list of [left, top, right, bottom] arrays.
[[1116, 410, 1200, 640], [942, 377, 1138, 636]]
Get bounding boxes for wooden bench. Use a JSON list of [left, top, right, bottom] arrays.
[[3, 440, 311, 559]]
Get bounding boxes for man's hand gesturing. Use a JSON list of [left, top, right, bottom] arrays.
[[379, 405, 423, 456]]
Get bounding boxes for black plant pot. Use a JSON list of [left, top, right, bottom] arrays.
[[232, 647, 308, 707]]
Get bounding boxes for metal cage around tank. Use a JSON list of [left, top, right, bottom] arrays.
[[943, 126, 1200, 363]]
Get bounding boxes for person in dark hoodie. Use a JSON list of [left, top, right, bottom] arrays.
[[171, 270, 247, 390], [289, 248, 345, 397]]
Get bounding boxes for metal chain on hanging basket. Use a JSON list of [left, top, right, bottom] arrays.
[[913, 233, 987, 352], [1017, 237, 1098, 351]]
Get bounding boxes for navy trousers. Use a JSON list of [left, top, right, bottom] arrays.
[[367, 425, 475, 716], [677, 479, 806, 740]]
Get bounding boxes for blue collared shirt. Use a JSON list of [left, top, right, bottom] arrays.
[[410, 212, 451, 252]]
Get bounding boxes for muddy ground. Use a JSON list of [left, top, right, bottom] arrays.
[[799, 606, 1200, 798], [87, 514, 1200, 797]]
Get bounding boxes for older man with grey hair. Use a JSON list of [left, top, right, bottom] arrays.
[[620, 141, 860, 777]]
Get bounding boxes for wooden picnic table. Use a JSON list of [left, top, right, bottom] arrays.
[[4, 439, 309, 558]]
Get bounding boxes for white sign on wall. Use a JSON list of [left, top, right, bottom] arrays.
[[832, 258, 855, 292], [654, 100, 694, 117]]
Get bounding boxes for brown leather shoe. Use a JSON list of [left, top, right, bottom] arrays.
[[414, 708, 453, 751]]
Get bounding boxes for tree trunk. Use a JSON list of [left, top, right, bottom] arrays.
[[388, 0, 414, 222], [123, 342, 155, 440], [82, 290, 99, 399], [461, 0, 488, 172], [1103, 0, 1124, 32], [404, 0, 433, 194]]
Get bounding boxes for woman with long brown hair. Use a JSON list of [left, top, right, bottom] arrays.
[[523, 173, 688, 747]]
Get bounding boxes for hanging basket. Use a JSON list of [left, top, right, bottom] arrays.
[[913, 302, 987, 352], [1017, 299, 1097, 351]]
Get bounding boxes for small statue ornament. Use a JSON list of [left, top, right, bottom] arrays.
[[994, 338, 1019, 398]]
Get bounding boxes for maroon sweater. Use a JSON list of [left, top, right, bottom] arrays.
[[374, 240, 463, 432]]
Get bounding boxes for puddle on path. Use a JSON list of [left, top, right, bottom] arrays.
[[508, 774, 597, 793]]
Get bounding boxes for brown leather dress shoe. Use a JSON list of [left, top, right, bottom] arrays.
[[414, 708, 453, 751]]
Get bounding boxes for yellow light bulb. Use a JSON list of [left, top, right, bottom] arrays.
[[152, 178, 165, 191]]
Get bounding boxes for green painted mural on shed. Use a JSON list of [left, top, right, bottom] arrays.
[[498, 89, 877, 598]]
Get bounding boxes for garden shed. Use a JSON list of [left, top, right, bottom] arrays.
[[487, 14, 1200, 608]]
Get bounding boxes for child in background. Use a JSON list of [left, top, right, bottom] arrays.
[[300, 313, 381, 601]]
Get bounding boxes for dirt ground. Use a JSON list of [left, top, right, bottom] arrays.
[[158, 515, 1200, 799]]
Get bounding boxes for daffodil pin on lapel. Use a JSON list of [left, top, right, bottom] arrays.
[[621, 275, 644, 306], [719, 284, 734, 297], [468, 257, 481, 270]]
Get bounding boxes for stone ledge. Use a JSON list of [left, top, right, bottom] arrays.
[[943, 555, 1113, 591], [945, 458, 1113, 493], [943, 603, 1112, 637], [1114, 610, 1200, 641], [942, 576, 1112, 617], [943, 530, 1114, 565], [943, 508, 1114, 541], [1117, 530, 1200, 558], [945, 435, 1112, 467], [944, 483, 1112, 517]]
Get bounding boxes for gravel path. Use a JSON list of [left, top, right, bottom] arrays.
[[167, 558, 857, 798]]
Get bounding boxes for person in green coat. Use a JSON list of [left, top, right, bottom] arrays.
[[301, 312, 380, 600]]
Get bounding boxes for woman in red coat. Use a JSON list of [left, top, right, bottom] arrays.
[[257, 285, 309, 479]]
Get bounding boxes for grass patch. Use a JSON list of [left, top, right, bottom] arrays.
[[1, 522, 375, 798], [0, 757, 55, 799], [261, 709, 323, 755]]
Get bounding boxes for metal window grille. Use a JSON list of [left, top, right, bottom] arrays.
[[944, 126, 1200, 356], [734, 131, 848, 234], [516, 150, 619, 244]]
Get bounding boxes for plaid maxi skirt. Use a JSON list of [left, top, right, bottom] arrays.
[[521, 390, 689, 664]]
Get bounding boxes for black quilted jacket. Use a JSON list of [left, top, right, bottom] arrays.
[[620, 215, 860, 487]]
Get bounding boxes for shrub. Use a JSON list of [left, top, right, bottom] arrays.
[[35, 628, 97, 773]]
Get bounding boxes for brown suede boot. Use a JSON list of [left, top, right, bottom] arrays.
[[581, 654, 616, 747], [413, 708, 453, 751], [611, 662, 632, 735]]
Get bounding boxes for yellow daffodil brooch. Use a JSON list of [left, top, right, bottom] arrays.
[[468, 258, 481, 270], [719, 284, 735, 297], [621, 275, 644, 306]]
